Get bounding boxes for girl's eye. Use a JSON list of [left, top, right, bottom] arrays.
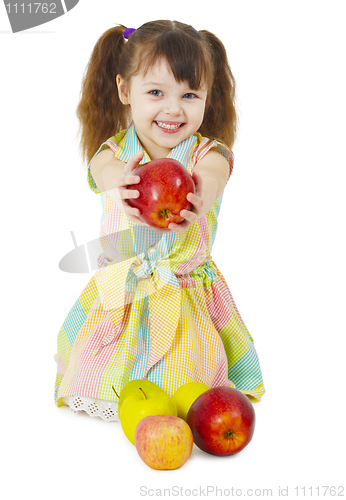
[[149, 90, 163, 96], [183, 93, 197, 99]]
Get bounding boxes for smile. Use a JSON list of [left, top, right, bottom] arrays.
[[155, 121, 184, 133]]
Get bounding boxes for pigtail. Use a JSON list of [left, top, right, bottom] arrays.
[[198, 31, 238, 149], [76, 26, 132, 164]]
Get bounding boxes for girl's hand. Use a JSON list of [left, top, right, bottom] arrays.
[[113, 150, 150, 227], [167, 150, 230, 233], [167, 170, 204, 233]]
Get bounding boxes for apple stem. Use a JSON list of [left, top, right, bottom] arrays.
[[139, 387, 147, 399], [160, 209, 171, 218], [112, 385, 120, 399], [225, 430, 235, 439]]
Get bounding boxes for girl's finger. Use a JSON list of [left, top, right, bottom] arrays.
[[167, 210, 197, 233], [126, 206, 141, 217], [113, 174, 140, 190], [186, 192, 203, 212], [123, 174, 141, 187], [180, 209, 198, 224], [120, 188, 140, 200], [168, 220, 189, 233], [124, 150, 145, 174]]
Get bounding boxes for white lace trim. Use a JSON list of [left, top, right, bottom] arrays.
[[63, 396, 120, 422]]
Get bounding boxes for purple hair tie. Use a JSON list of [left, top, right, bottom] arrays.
[[124, 28, 136, 40]]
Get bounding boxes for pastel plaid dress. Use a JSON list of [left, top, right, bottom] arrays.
[[54, 126, 265, 416]]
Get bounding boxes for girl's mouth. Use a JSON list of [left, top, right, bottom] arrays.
[[155, 121, 185, 133]]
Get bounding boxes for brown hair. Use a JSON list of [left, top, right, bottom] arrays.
[[76, 20, 238, 164]]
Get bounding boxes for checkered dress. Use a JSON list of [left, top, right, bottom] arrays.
[[54, 126, 265, 408]]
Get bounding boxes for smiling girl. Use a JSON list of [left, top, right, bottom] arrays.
[[54, 20, 265, 421]]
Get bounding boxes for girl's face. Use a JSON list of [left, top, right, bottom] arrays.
[[117, 58, 208, 160]]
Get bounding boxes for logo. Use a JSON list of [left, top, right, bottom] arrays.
[[3, 0, 79, 33], [59, 230, 166, 274]]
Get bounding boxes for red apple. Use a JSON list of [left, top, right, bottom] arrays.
[[186, 386, 255, 456], [127, 158, 195, 228], [135, 415, 193, 470]]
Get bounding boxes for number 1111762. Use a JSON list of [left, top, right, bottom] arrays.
[[5, 3, 57, 14], [294, 486, 344, 496]]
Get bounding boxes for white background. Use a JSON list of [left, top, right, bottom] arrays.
[[1, 1, 345, 498]]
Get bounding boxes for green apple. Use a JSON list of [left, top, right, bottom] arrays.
[[120, 387, 177, 445], [171, 382, 210, 421], [115, 379, 166, 418]]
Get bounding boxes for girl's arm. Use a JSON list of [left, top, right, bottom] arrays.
[[167, 150, 230, 233], [90, 149, 149, 226]]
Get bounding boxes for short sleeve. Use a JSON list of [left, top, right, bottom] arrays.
[[212, 141, 234, 181], [191, 134, 234, 182]]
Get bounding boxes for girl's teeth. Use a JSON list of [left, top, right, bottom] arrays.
[[156, 121, 181, 130]]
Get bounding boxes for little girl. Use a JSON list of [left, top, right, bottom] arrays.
[[54, 20, 265, 422]]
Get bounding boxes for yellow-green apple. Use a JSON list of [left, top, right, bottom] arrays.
[[171, 382, 210, 421], [120, 387, 177, 445], [127, 158, 195, 228], [135, 415, 193, 470], [115, 379, 166, 418], [186, 386, 255, 456]]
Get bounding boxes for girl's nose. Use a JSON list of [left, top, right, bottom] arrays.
[[164, 97, 182, 116]]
